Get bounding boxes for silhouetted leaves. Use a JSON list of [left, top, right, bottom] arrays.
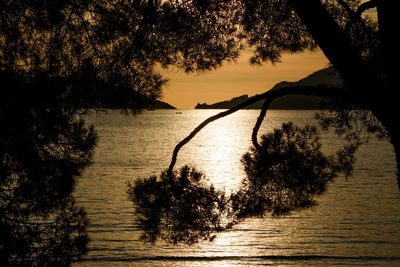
[[128, 122, 358, 244], [0, 0, 246, 111], [236, 122, 355, 217], [242, 0, 316, 64], [128, 166, 232, 245], [0, 197, 89, 266], [0, 102, 95, 265], [316, 107, 388, 143], [2, 0, 397, 260], [0, 0, 243, 262]]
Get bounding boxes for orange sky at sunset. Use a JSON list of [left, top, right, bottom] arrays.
[[160, 49, 330, 109]]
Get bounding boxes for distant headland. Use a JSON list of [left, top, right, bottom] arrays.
[[147, 100, 176, 109], [195, 67, 342, 109]]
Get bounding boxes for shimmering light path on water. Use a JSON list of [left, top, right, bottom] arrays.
[[73, 110, 400, 266]]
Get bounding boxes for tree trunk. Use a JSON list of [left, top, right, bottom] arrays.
[[377, 0, 397, 99], [373, 103, 400, 189], [288, 0, 379, 104], [391, 129, 400, 190], [290, 0, 399, 187], [376, 0, 399, 187]]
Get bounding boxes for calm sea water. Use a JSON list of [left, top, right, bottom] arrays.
[[73, 109, 400, 266]]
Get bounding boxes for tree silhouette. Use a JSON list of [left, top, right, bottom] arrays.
[[128, 166, 231, 245], [0, 1, 169, 110], [1, 0, 240, 262], [0, 1, 170, 264], [0, 84, 94, 265], [128, 120, 358, 244], [127, 0, 398, 244], [2, 0, 397, 258]]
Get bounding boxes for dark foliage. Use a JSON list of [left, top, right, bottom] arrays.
[[0, 0, 246, 111], [0, 197, 89, 266], [316, 106, 389, 144], [2, 0, 397, 258], [236, 122, 355, 217], [241, 0, 316, 64], [128, 166, 232, 245], [0, 102, 95, 265], [0, 0, 238, 262], [0, 0, 166, 111], [126, 0, 400, 246], [128, 122, 358, 244]]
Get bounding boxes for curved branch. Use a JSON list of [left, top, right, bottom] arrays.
[[356, 0, 377, 17], [337, 0, 377, 17], [167, 85, 348, 175], [338, 0, 377, 38], [251, 98, 272, 152]]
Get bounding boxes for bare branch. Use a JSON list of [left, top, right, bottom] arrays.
[[251, 98, 272, 152], [337, 0, 376, 17], [337, 0, 377, 37], [356, 0, 377, 17], [167, 85, 348, 175]]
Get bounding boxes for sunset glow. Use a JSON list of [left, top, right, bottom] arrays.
[[161, 50, 329, 109]]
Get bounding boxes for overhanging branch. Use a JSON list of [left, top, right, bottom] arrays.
[[338, 0, 377, 39], [337, 0, 377, 17], [252, 98, 272, 152], [167, 85, 348, 175], [356, 0, 378, 17]]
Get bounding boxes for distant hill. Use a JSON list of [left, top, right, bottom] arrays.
[[148, 100, 176, 109], [195, 67, 343, 109], [195, 95, 249, 109]]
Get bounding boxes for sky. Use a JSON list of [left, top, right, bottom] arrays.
[[159, 49, 330, 109]]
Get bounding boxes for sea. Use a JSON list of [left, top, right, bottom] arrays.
[[72, 109, 400, 266]]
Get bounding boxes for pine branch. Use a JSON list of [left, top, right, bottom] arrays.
[[167, 85, 348, 175], [251, 98, 271, 152], [356, 0, 378, 17], [337, 0, 377, 38]]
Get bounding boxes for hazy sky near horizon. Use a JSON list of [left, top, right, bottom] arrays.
[[160, 49, 330, 109]]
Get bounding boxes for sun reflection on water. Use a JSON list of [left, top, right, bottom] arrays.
[[74, 110, 400, 266], [178, 110, 256, 193]]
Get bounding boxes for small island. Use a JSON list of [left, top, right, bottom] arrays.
[[147, 100, 176, 110]]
